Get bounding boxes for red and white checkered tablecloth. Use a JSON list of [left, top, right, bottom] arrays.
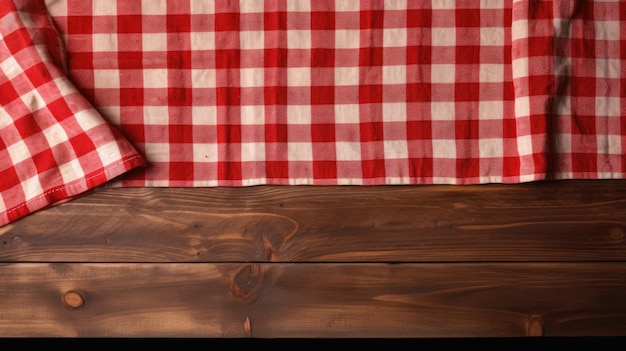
[[1, 0, 625, 226]]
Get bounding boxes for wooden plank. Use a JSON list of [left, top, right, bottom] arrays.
[[2, 180, 626, 262], [1, 262, 625, 337]]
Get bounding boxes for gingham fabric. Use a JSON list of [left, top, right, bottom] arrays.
[[0, 0, 146, 226], [1, 0, 625, 226]]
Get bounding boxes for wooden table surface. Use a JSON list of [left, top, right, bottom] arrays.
[[1, 180, 626, 337]]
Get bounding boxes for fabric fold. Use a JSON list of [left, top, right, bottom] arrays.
[[511, 0, 626, 181], [549, 0, 625, 179], [0, 0, 146, 226], [510, 0, 555, 181]]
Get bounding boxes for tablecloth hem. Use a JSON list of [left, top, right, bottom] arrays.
[[0, 154, 146, 227]]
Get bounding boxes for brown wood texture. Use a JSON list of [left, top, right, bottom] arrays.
[[1, 180, 625, 263], [1, 263, 626, 338], [1, 180, 626, 337]]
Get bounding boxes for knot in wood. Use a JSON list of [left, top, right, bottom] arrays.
[[230, 264, 266, 302], [610, 227, 624, 242], [527, 314, 544, 336], [63, 291, 85, 309]]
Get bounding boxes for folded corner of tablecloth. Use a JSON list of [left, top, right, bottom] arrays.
[[0, 0, 146, 227]]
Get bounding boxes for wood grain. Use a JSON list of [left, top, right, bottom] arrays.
[[3, 181, 625, 337], [1, 263, 625, 337], [1, 180, 625, 262]]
